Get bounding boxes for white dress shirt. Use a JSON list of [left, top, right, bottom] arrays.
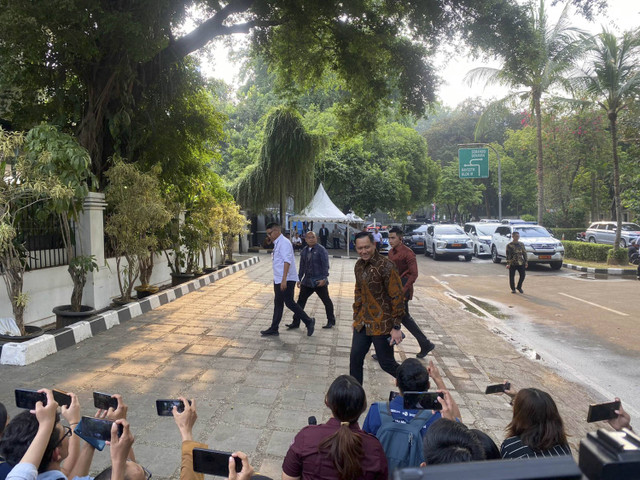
[[272, 234, 299, 283]]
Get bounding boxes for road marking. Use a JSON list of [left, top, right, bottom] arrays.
[[558, 293, 629, 317]]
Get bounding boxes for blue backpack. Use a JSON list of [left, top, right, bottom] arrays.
[[375, 401, 432, 475]]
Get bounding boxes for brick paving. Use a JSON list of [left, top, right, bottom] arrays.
[[0, 254, 603, 478]]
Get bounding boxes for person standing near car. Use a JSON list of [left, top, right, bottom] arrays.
[[372, 228, 383, 251], [506, 231, 528, 293], [387, 227, 436, 357]]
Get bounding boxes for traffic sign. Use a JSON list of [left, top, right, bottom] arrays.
[[458, 148, 489, 179]]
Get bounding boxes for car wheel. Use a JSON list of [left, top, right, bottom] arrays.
[[550, 261, 563, 270], [464, 255, 472, 262], [588, 237, 596, 243], [424, 245, 431, 256], [491, 247, 501, 264], [620, 239, 627, 248], [432, 249, 439, 261]]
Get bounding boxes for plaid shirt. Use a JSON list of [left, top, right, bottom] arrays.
[[353, 251, 405, 335], [506, 241, 527, 266]]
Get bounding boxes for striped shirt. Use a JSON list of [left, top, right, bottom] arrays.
[[500, 436, 571, 459]]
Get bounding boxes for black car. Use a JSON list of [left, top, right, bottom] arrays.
[[403, 225, 430, 253]]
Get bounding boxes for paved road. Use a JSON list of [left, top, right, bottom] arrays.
[[414, 252, 640, 417]]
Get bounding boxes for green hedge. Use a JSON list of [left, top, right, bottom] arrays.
[[561, 240, 611, 262], [550, 228, 585, 240], [607, 248, 629, 265]]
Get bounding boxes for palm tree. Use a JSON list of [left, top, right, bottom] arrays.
[[573, 29, 640, 250], [234, 106, 322, 227], [466, 0, 584, 224]]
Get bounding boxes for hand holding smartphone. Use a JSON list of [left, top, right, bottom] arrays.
[[587, 400, 621, 423], [15, 389, 47, 410], [403, 391, 444, 410], [193, 448, 242, 476], [78, 416, 123, 440], [93, 391, 118, 410], [386, 331, 406, 346], [53, 389, 72, 408], [156, 399, 192, 416], [485, 382, 511, 395]]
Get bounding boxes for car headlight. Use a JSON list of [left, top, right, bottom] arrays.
[[466, 241, 473, 247], [525, 246, 533, 252], [557, 244, 564, 251], [481, 239, 491, 245], [436, 241, 447, 248]]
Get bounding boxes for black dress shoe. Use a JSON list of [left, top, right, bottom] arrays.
[[511, 289, 516, 294], [322, 323, 334, 329], [417, 342, 436, 359], [260, 329, 279, 336], [307, 318, 315, 336], [285, 323, 300, 329], [371, 354, 378, 361], [517, 287, 524, 293]]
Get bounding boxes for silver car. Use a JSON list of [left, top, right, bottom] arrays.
[[424, 224, 474, 261], [585, 221, 640, 247], [464, 222, 501, 257]]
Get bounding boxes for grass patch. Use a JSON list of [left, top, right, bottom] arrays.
[[450, 295, 485, 318], [468, 297, 510, 320], [564, 257, 637, 270]]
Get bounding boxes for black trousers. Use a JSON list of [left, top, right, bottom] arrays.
[[509, 264, 526, 291], [320, 237, 328, 248], [291, 284, 336, 327], [402, 300, 431, 350], [349, 327, 399, 385], [333, 238, 340, 249], [270, 281, 312, 330]]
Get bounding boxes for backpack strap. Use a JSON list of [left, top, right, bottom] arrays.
[[377, 401, 433, 428]]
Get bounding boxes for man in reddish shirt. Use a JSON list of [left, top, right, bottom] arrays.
[[387, 226, 435, 358]]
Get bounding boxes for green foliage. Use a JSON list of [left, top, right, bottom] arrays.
[[549, 228, 584, 240], [561, 240, 610, 262], [436, 164, 484, 220], [521, 214, 537, 222], [607, 247, 629, 265]]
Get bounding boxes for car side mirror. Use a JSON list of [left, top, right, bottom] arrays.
[[506, 233, 511, 238]]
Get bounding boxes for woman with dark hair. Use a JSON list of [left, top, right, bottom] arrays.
[[501, 388, 571, 459], [282, 375, 388, 480]]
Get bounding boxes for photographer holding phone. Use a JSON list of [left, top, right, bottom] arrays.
[[608, 398, 633, 431]]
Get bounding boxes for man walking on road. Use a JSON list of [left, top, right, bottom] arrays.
[[319, 224, 329, 248], [261, 222, 315, 337], [506, 231, 528, 294], [286, 231, 337, 330], [350, 231, 404, 385], [387, 226, 436, 358]]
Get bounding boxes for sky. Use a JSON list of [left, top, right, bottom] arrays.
[[198, 0, 640, 109]]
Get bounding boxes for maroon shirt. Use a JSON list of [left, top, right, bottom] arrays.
[[282, 418, 388, 480], [388, 242, 418, 300]]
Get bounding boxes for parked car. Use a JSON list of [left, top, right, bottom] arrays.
[[491, 224, 564, 269], [424, 224, 473, 261], [403, 224, 430, 253], [464, 222, 501, 257], [585, 221, 640, 247], [379, 229, 390, 255]]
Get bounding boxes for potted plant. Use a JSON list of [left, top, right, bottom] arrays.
[[20, 125, 98, 328], [218, 200, 249, 265], [104, 160, 170, 302], [0, 127, 73, 338]]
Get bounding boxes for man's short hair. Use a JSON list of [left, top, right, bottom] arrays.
[[0, 410, 61, 472], [389, 226, 404, 236], [397, 358, 430, 394], [512, 231, 520, 236], [266, 222, 280, 230], [354, 231, 374, 243], [423, 419, 485, 465]]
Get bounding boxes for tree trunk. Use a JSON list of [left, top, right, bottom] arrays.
[[534, 92, 545, 225], [609, 114, 622, 250]]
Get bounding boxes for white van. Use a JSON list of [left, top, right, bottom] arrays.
[[464, 222, 501, 257]]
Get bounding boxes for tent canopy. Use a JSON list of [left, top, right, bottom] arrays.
[[290, 183, 349, 223]]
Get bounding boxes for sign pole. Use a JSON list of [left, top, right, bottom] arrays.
[[458, 143, 502, 221]]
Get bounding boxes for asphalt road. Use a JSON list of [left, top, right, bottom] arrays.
[[412, 251, 640, 418]]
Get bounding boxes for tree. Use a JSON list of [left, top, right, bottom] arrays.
[[436, 164, 484, 221], [466, 0, 584, 225], [234, 106, 321, 223], [0, 0, 534, 182]]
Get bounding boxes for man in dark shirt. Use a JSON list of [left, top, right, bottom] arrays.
[[286, 231, 336, 330], [350, 231, 405, 385], [318, 224, 329, 248], [387, 227, 435, 357], [506, 231, 528, 293]]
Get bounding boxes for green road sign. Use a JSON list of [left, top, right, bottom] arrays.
[[458, 148, 489, 179]]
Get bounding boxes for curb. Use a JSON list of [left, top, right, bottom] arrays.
[[0, 256, 260, 366], [562, 262, 638, 276]]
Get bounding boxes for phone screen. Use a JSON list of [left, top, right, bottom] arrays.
[[389, 391, 400, 402], [93, 391, 118, 410], [403, 391, 444, 410], [485, 383, 510, 395], [15, 389, 47, 410], [156, 399, 186, 416], [587, 400, 621, 423], [53, 389, 72, 408], [193, 448, 242, 476], [80, 416, 123, 440]]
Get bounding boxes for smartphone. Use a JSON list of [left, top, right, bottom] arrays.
[[15, 389, 47, 410], [587, 400, 621, 423], [93, 391, 118, 410], [386, 331, 406, 346], [485, 382, 510, 395], [389, 391, 400, 402], [79, 416, 123, 440], [53, 389, 72, 408], [155, 399, 191, 416], [403, 391, 444, 410], [193, 448, 242, 476]]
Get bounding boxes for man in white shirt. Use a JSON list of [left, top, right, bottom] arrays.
[[261, 222, 315, 336]]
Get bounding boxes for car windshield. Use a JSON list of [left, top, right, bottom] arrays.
[[435, 226, 464, 235], [476, 225, 499, 236], [515, 226, 551, 237], [622, 224, 640, 231]]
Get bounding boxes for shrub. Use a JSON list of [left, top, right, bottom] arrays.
[[521, 214, 536, 222], [550, 228, 585, 241], [607, 248, 629, 266], [562, 240, 611, 262]]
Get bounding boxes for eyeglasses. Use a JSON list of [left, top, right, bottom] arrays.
[[54, 425, 72, 448]]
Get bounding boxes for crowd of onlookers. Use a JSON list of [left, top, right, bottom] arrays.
[[0, 357, 633, 480]]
